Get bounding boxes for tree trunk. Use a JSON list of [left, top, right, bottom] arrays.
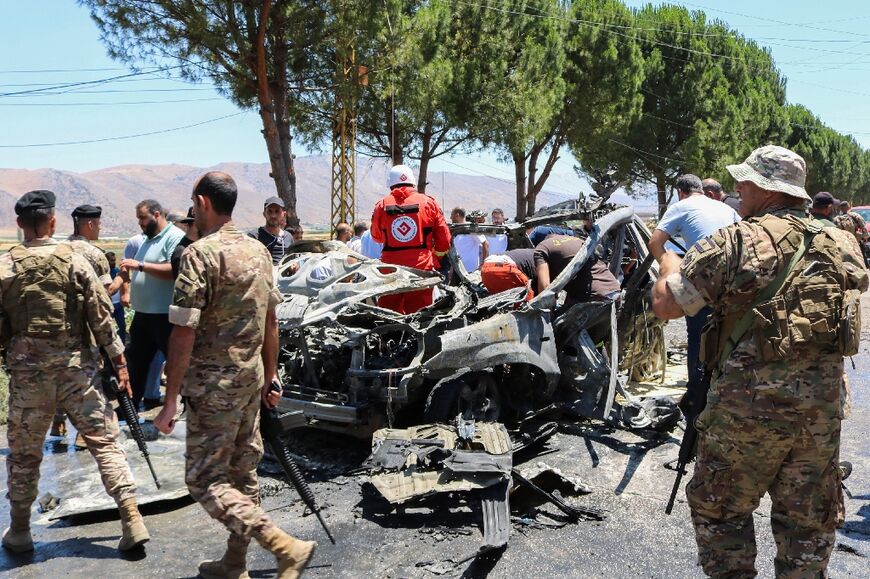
[[271, 14, 298, 227], [526, 134, 563, 219], [512, 149, 528, 222], [655, 171, 669, 219], [254, 0, 295, 223], [387, 101, 403, 165], [417, 123, 432, 194]]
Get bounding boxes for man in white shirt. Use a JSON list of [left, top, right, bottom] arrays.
[[450, 207, 488, 273], [485, 208, 509, 255]]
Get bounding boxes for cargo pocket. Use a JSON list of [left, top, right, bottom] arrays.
[[752, 296, 790, 362], [686, 459, 732, 520], [838, 289, 861, 357]]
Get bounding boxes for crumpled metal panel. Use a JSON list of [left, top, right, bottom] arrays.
[[38, 421, 189, 520], [367, 423, 513, 505], [423, 310, 561, 392], [275, 252, 441, 325]]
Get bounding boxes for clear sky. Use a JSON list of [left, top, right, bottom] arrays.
[[2, 0, 869, 194]]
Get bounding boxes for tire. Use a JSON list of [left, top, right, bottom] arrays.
[[423, 378, 464, 423]]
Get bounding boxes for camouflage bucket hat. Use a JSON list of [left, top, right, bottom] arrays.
[[726, 145, 810, 201]]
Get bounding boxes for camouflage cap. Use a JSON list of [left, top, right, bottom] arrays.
[[726, 145, 810, 201]]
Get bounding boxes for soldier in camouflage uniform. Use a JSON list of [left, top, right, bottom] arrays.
[[0, 190, 150, 553], [154, 172, 315, 579], [833, 200, 869, 244], [51, 204, 122, 442], [652, 146, 868, 578]]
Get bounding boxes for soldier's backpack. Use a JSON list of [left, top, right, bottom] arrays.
[[707, 214, 861, 371]]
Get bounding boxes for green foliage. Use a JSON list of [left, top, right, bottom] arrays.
[[565, 0, 645, 190], [783, 104, 870, 201], [590, 4, 787, 215], [79, 0, 869, 218]]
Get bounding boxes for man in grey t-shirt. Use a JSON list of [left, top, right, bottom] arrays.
[[648, 174, 740, 402]]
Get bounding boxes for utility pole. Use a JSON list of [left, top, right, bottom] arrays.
[[330, 9, 367, 235]]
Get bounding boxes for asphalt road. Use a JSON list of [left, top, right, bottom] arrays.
[[1, 311, 869, 578]]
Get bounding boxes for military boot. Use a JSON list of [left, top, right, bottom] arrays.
[[255, 527, 316, 579], [2, 504, 33, 553], [198, 533, 250, 579], [117, 497, 150, 551]]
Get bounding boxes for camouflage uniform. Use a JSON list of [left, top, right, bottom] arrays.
[[169, 223, 282, 543], [66, 234, 112, 287], [0, 239, 136, 510], [52, 234, 114, 429], [833, 211, 869, 244], [666, 206, 867, 577]]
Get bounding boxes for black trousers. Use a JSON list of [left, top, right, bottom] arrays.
[[125, 312, 172, 409]]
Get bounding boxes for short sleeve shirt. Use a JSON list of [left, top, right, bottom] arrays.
[[656, 194, 740, 249], [130, 224, 185, 313], [453, 234, 486, 272], [485, 233, 508, 255], [250, 226, 294, 265], [534, 235, 620, 301], [169, 223, 282, 397]]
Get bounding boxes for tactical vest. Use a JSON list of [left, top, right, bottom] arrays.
[[701, 213, 861, 372], [5, 243, 84, 337], [380, 192, 433, 253]]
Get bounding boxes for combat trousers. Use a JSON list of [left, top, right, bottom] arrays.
[[6, 363, 137, 509], [687, 407, 843, 578], [186, 387, 275, 539]]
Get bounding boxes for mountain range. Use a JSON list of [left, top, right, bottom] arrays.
[[0, 156, 582, 237]]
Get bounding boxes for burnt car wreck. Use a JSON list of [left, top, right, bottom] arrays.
[[273, 201, 677, 436]]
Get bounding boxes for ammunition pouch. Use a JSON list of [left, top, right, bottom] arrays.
[[839, 289, 862, 357]]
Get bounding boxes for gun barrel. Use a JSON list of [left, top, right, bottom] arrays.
[[114, 380, 161, 489], [665, 466, 684, 515], [267, 439, 336, 544]]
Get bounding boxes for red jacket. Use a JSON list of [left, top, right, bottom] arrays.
[[371, 186, 451, 270]]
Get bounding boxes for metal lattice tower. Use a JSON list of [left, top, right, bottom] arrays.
[[330, 41, 358, 233]]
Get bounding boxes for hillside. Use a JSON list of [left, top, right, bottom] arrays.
[[0, 156, 577, 237]]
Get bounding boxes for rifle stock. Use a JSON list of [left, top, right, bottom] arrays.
[[261, 381, 336, 544]]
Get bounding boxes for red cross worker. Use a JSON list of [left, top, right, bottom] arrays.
[[370, 164, 451, 314]]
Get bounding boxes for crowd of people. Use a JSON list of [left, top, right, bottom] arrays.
[[0, 144, 867, 578]]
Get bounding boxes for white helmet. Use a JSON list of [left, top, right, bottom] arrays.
[[387, 164, 416, 189]]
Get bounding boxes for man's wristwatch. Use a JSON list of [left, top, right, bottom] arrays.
[[138, 261, 145, 272]]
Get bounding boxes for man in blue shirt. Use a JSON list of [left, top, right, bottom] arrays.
[[648, 174, 740, 400], [118, 200, 185, 409]]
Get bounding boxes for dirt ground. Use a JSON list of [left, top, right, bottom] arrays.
[[0, 307, 869, 578]]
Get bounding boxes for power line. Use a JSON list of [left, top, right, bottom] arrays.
[[678, 2, 870, 39], [0, 67, 130, 74], [0, 66, 183, 97], [0, 112, 247, 148], [0, 97, 224, 107]]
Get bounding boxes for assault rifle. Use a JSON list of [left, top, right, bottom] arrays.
[[106, 372, 162, 489], [261, 381, 336, 544], [665, 370, 710, 514]]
